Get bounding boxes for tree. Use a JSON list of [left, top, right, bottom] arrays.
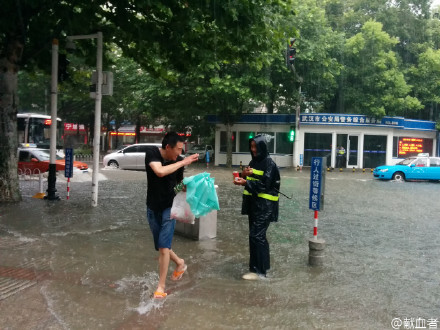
[[1, 0, 296, 200], [342, 20, 422, 117]]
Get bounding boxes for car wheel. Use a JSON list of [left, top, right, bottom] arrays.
[[392, 172, 405, 182], [108, 160, 119, 169]]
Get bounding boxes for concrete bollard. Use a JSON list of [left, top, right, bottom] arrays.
[[308, 238, 325, 266]]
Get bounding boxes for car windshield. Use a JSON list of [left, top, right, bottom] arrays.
[[191, 145, 204, 151], [32, 149, 63, 161], [397, 157, 416, 165]]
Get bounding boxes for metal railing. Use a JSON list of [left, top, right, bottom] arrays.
[[18, 168, 46, 198]]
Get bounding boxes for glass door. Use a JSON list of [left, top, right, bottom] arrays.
[[347, 135, 359, 168]]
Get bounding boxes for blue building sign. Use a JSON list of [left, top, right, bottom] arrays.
[[300, 114, 436, 131], [309, 157, 326, 211]]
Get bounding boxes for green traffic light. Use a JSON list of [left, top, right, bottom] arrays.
[[289, 129, 295, 142]]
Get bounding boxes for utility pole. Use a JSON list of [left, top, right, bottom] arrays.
[[45, 38, 60, 201]]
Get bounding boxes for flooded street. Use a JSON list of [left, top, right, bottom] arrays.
[[1, 164, 440, 329]]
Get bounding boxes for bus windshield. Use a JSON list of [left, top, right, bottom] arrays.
[[17, 113, 62, 149]]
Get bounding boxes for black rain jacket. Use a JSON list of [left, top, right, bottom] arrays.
[[241, 135, 280, 223]]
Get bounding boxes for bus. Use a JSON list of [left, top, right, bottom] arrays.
[[17, 113, 63, 149]]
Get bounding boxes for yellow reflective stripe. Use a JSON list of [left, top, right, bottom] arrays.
[[252, 169, 264, 176], [243, 190, 279, 201], [257, 193, 279, 201], [246, 176, 259, 181]]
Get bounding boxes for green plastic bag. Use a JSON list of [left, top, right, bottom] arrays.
[[183, 172, 220, 218]]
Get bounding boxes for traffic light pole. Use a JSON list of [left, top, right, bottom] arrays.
[[66, 32, 103, 207], [45, 39, 60, 201], [288, 60, 302, 168], [293, 85, 301, 169]]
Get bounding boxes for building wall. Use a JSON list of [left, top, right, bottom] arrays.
[[212, 114, 437, 168]]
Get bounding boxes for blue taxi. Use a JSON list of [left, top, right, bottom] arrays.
[[373, 154, 440, 181]]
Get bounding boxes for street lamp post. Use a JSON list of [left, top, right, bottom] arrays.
[[67, 32, 103, 207]]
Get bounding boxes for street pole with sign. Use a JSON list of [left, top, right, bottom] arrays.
[[308, 156, 326, 266], [64, 148, 73, 199], [67, 32, 103, 207]]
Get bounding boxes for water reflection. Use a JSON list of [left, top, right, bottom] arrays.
[[1, 166, 439, 328]]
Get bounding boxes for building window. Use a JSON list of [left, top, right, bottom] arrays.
[[304, 133, 332, 166], [363, 135, 386, 168], [239, 132, 255, 152], [275, 132, 293, 154], [220, 131, 237, 152], [257, 132, 275, 153]]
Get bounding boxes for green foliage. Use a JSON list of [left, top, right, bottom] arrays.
[[342, 20, 422, 117]]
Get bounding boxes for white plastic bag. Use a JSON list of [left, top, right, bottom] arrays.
[[170, 192, 195, 224]]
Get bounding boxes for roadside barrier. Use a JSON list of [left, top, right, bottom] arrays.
[[18, 168, 46, 198], [74, 154, 104, 161]]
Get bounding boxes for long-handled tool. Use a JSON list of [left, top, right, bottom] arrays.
[[274, 188, 293, 199]]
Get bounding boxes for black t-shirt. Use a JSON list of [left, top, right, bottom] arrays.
[[145, 146, 184, 211]]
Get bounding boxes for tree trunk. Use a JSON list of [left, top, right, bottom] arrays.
[[226, 123, 233, 168], [0, 40, 23, 202]]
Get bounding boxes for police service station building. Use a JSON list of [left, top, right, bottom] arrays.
[[208, 113, 438, 169]]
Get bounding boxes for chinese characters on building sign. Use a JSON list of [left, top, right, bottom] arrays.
[[309, 157, 326, 211], [64, 123, 86, 131], [300, 114, 387, 125], [398, 138, 424, 156]]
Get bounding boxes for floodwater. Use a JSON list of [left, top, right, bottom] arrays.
[[1, 164, 440, 329]]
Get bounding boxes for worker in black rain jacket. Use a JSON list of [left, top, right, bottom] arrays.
[[233, 134, 280, 280]]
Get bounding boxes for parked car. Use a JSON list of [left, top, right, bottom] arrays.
[[373, 154, 440, 181], [103, 143, 161, 170], [186, 144, 214, 162], [106, 144, 132, 154], [18, 148, 89, 173]]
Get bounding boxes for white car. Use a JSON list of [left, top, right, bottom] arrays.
[[103, 143, 161, 170], [186, 144, 214, 161]]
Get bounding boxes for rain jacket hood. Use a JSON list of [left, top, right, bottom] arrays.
[[249, 135, 269, 162]]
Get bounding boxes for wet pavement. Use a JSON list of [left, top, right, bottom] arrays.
[[1, 164, 440, 329]]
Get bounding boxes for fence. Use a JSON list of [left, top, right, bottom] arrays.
[[18, 168, 47, 198]]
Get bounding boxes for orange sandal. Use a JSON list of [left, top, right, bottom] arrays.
[[170, 264, 187, 281], [153, 291, 167, 299]]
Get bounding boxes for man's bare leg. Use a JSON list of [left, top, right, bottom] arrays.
[[169, 249, 185, 272], [156, 247, 170, 293]]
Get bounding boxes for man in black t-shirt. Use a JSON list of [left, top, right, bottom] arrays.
[[145, 132, 199, 299]]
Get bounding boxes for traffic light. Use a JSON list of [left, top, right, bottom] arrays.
[[289, 126, 295, 142], [249, 132, 254, 139], [287, 37, 296, 66], [58, 54, 70, 82], [288, 48, 296, 64]]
